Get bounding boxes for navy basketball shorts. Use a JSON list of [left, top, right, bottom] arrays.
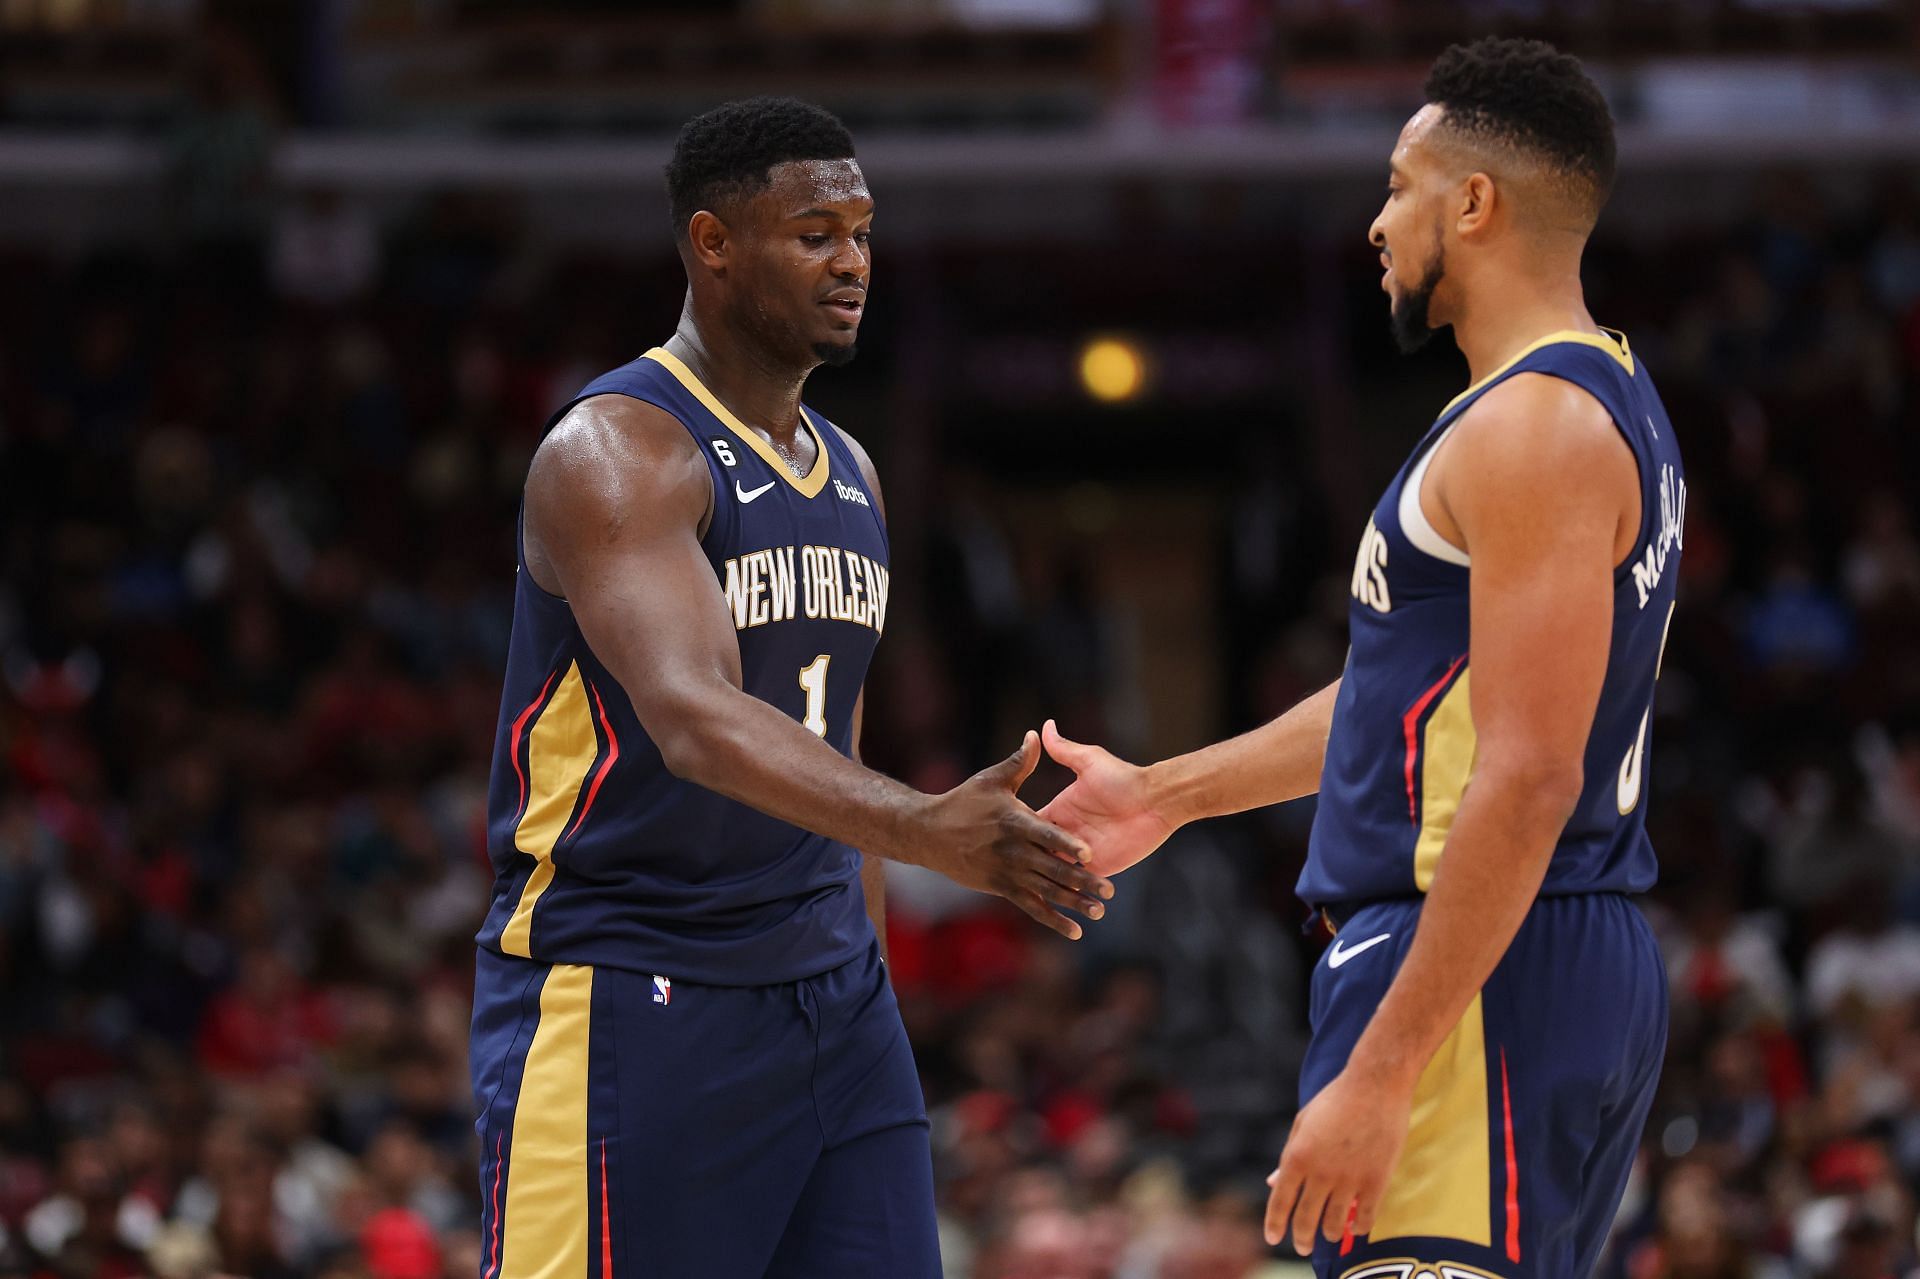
[[1299, 893, 1667, 1279], [468, 941, 940, 1279]]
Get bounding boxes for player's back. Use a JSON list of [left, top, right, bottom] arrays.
[[1301, 329, 1684, 909], [475, 347, 891, 983]]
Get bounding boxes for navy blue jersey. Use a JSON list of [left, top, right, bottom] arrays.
[[475, 347, 890, 984], [1299, 329, 1684, 909]]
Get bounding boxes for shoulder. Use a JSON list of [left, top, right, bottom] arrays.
[[532, 393, 707, 494], [1432, 370, 1641, 559], [527, 393, 712, 529], [521, 393, 715, 593], [1448, 371, 1634, 486]]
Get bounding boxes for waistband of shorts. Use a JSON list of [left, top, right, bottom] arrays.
[[1312, 897, 1418, 935], [475, 935, 878, 989]]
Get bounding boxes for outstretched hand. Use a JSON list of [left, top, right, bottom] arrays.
[[917, 730, 1115, 939], [1036, 719, 1180, 878]]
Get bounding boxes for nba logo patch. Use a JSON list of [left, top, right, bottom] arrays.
[[652, 975, 672, 1006]]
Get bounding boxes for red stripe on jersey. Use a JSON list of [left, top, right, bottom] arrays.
[[1501, 1046, 1522, 1265], [1401, 654, 1468, 823], [485, 1131, 504, 1279], [508, 670, 560, 819], [563, 682, 621, 843], [599, 1138, 613, 1279]]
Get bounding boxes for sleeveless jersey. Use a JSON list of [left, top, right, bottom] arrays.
[[1299, 329, 1685, 909], [475, 347, 891, 984]]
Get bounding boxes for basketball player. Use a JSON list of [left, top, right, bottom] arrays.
[[467, 98, 1113, 1279], [1038, 40, 1681, 1278]]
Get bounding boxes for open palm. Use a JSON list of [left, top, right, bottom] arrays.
[[1036, 720, 1179, 877]]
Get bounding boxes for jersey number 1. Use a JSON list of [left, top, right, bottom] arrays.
[[798, 655, 830, 737]]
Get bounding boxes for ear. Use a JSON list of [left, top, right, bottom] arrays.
[[686, 209, 729, 272], [1456, 172, 1498, 241]]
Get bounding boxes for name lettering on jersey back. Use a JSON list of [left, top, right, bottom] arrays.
[[1630, 464, 1686, 610], [721, 546, 889, 635], [1350, 518, 1391, 614]]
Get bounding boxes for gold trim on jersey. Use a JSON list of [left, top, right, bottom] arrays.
[[642, 346, 832, 499], [501, 662, 599, 957], [1366, 993, 1493, 1248], [1413, 669, 1477, 893], [1439, 327, 1635, 420], [499, 963, 594, 1279]]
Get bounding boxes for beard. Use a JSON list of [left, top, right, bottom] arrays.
[[812, 339, 858, 367], [1389, 246, 1446, 354], [725, 291, 858, 371]]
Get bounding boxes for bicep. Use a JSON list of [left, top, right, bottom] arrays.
[[559, 527, 746, 708], [528, 403, 744, 717], [1447, 382, 1634, 775], [1464, 513, 1613, 773]]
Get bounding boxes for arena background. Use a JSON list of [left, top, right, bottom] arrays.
[[3, 1, 1920, 1276]]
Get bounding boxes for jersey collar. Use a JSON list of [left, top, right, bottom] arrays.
[[1438, 327, 1635, 421], [642, 347, 832, 499]]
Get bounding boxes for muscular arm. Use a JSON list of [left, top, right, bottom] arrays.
[[524, 396, 1110, 934], [1267, 372, 1640, 1251]]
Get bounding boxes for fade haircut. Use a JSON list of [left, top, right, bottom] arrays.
[[1423, 38, 1617, 226], [664, 97, 856, 238]]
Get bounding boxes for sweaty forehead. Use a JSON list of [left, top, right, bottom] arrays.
[[760, 158, 871, 217], [1391, 104, 1451, 176]]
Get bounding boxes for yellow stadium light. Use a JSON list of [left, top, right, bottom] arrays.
[[1078, 337, 1147, 404]]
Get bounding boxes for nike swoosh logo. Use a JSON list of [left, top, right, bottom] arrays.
[[1326, 932, 1391, 969], [735, 479, 776, 504]]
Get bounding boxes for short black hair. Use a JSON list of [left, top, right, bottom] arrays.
[[1423, 38, 1616, 215], [664, 97, 856, 237]]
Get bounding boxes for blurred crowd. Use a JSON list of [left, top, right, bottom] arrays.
[[3, 70, 1920, 1276]]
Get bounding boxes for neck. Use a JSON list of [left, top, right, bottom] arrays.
[[665, 294, 812, 437], [1448, 265, 1596, 386]]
